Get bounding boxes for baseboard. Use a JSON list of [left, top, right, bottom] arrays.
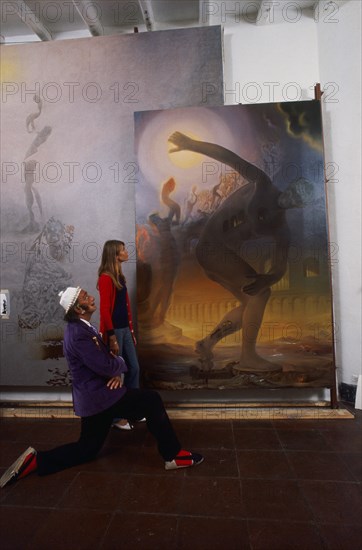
[[0, 401, 354, 420]]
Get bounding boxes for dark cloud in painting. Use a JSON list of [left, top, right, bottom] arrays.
[[278, 101, 323, 150]]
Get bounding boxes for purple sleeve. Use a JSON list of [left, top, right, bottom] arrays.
[[73, 334, 128, 378]]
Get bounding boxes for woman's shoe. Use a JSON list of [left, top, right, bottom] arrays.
[[112, 420, 133, 431]]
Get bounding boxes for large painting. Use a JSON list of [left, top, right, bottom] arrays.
[[135, 101, 335, 392], [0, 26, 224, 387]]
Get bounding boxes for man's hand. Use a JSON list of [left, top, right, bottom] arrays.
[[107, 376, 123, 390], [168, 131, 194, 153]]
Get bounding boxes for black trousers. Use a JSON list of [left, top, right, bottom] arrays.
[[36, 389, 181, 476]]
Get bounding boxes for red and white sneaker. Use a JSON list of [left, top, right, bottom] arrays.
[[0, 447, 37, 488], [165, 450, 204, 470]]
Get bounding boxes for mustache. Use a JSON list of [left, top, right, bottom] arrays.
[[77, 302, 95, 314]]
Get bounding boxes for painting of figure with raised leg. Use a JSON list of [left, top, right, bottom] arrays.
[[134, 102, 335, 392], [168, 131, 313, 377]]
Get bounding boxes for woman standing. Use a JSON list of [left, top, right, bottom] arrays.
[[97, 240, 140, 429]]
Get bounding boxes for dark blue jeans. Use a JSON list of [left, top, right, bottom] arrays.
[[36, 389, 181, 475], [114, 327, 140, 389]]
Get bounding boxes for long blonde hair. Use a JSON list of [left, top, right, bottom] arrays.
[[97, 240, 125, 290]]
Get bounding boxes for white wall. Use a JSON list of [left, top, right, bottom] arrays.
[[317, 0, 362, 386], [216, 3, 361, 388], [223, 17, 319, 105]]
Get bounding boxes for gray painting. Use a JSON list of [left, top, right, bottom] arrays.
[[0, 26, 224, 386]]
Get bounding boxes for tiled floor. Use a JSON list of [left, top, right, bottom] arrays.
[[0, 405, 361, 550]]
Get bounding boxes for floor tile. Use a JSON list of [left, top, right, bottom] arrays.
[[1, 468, 78, 507], [318, 522, 362, 550], [272, 417, 357, 431], [135, 444, 170, 475], [185, 448, 239, 477], [181, 477, 245, 517], [106, 423, 149, 448], [0, 506, 52, 548], [79, 444, 139, 474], [248, 520, 324, 550], [300, 480, 362, 524], [234, 429, 282, 450], [242, 479, 313, 521], [237, 450, 294, 479], [320, 429, 362, 452], [57, 471, 128, 510], [0, 441, 34, 468], [277, 429, 332, 451], [178, 516, 250, 549], [337, 452, 362, 481], [187, 422, 234, 449], [287, 451, 354, 481], [29, 508, 112, 550], [102, 512, 178, 550], [316, 418, 361, 432], [121, 474, 184, 514], [273, 419, 332, 430], [233, 419, 274, 429], [27, 419, 80, 444], [0, 418, 34, 441]]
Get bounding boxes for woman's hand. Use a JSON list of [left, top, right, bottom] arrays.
[[109, 336, 119, 355], [107, 376, 123, 390]]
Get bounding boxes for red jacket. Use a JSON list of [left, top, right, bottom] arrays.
[[98, 273, 136, 345]]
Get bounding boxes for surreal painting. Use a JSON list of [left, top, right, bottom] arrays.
[[134, 101, 336, 392], [0, 26, 223, 387]]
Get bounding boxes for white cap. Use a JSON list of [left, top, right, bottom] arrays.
[[58, 287, 81, 313]]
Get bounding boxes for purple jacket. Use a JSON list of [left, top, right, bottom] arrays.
[[63, 319, 128, 417]]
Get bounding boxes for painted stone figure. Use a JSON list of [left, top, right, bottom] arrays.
[[168, 131, 314, 374]]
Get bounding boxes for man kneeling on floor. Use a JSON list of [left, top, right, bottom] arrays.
[[0, 286, 203, 488]]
